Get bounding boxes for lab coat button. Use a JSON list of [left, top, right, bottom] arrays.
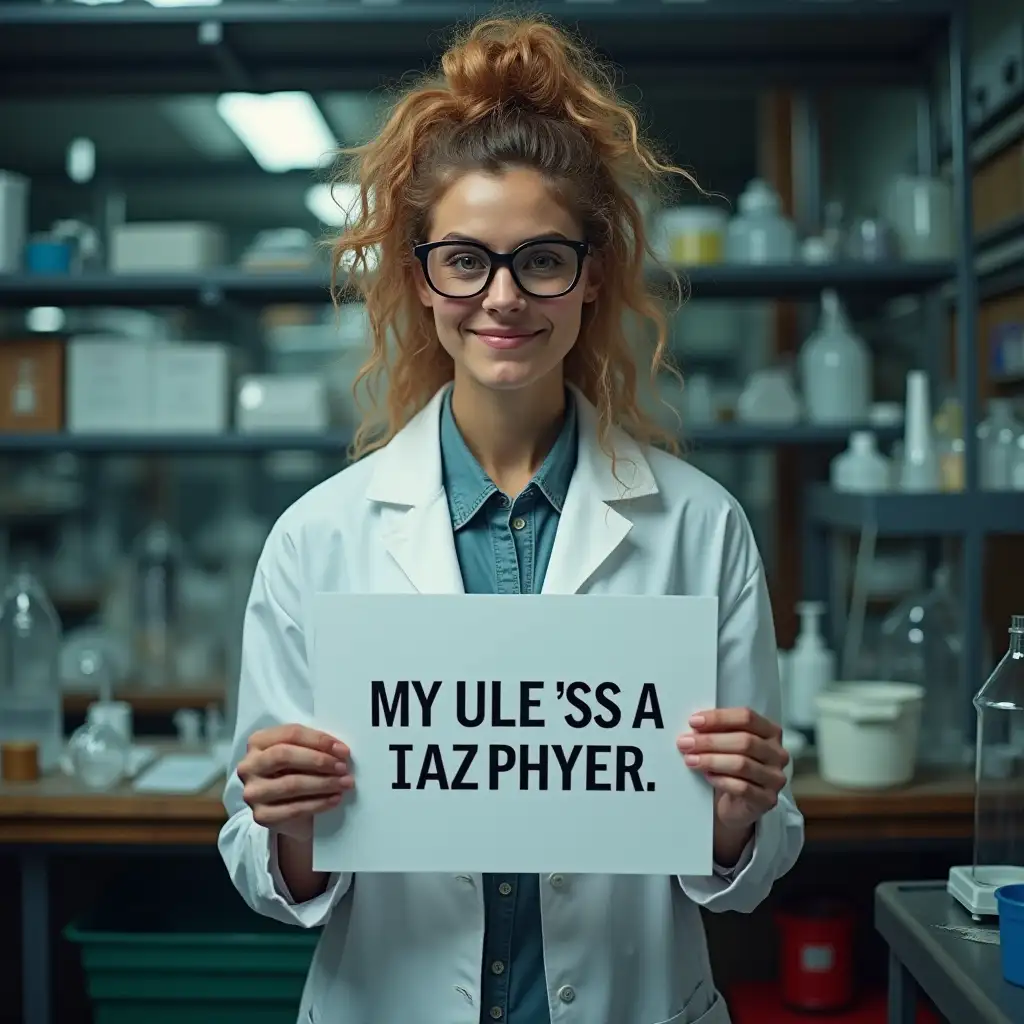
[[490, 960, 505, 975], [498, 881, 513, 896], [558, 986, 576, 1003], [489, 1007, 503, 1019], [548, 873, 566, 888]]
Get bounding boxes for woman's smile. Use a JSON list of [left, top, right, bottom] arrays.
[[469, 326, 547, 351]]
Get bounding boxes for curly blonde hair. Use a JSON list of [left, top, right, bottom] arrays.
[[330, 14, 694, 460]]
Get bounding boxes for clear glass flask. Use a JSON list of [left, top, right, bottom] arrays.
[[878, 565, 967, 765], [972, 614, 1024, 890], [0, 568, 64, 771]]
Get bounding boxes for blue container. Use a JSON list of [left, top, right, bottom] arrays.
[[995, 884, 1024, 987]]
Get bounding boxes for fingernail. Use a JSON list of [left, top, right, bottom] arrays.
[[689, 714, 706, 727], [332, 743, 348, 758], [677, 735, 695, 750], [684, 754, 701, 767], [335, 762, 349, 775]]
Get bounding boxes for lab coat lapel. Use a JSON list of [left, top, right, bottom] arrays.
[[542, 388, 658, 595], [382, 492, 465, 595], [366, 388, 465, 595]]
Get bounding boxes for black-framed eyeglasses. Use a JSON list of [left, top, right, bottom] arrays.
[[413, 238, 590, 299]]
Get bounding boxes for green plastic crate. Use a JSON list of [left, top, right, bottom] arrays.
[[64, 895, 320, 1024]]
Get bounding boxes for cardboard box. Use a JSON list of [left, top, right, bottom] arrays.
[[0, 337, 64, 433]]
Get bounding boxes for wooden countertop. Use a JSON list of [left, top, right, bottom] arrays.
[[0, 752, 975, 848]]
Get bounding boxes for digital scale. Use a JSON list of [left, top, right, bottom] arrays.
[[947, 864, 1024, 920]]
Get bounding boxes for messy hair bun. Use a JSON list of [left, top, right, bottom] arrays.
[[332, 15, 694, 460]]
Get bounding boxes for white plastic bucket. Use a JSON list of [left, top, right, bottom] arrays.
[[815, 682, 924, 789]]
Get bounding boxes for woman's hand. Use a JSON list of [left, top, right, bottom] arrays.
[[677, 707, 788, 853], [237, 724, 353, 841]]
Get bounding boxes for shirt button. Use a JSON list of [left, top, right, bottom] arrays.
[[498, 495, 510, 508], [549, 873, 566, 889], [489, 1007, 503, 1019], [490, 960, 505, 975], [558, 985, 576, 1003], [511, 516, 526, 530], [498, 881, 513, 896]]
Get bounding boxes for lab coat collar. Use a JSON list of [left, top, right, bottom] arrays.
[[366, 383, 659, 594]]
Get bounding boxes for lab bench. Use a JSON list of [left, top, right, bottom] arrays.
[[4, 759, 976, 1024], [876, 880, 1024, 1024]]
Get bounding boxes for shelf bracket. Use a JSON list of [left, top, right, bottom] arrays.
[[198, 20, 255, 93]]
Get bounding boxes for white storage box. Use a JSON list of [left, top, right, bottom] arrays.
[[150, 343, 229, 433], [67, 338, 230, 434], [110, 222, 227, 273], [66, 338, 153, 433], [236, 375, 328, 433]]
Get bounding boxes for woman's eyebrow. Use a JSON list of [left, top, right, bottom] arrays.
[[438, 231, 571, 246]]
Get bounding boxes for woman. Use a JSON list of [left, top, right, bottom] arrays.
[[219, 15, 804, 1024]]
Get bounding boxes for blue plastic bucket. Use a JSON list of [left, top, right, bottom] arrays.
[[995, 884, 1024, 987]]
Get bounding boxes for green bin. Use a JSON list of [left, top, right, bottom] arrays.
[[64, 893, 320, 1024]]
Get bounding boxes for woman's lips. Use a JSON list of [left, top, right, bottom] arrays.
[[471, 329, 543, 351]]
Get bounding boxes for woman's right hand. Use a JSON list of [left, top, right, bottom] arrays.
[[237, 724, 353, 841]]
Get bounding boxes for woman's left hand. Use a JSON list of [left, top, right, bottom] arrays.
[[677, 707, 789, 833]]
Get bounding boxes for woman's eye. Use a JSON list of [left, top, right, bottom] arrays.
[[527, 252, 561, 270], [446, 253, 485, 272]]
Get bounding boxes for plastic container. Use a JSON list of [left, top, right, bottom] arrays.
[[799, 290, 872, 424], [830, 432, 891, 493], [776, 900, 855, 1012], [995, 884, 1024, 987], [815, 682, 924, 789], [65, 896, 319, 1024], [654, 206, 727, 265], [788, 601, 836, 730], [726, 179, 797, 264]]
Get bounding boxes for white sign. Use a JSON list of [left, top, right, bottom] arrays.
[[310, 594, 718, 875]]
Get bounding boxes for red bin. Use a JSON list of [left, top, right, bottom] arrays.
[[775, 900, 856, 1012]]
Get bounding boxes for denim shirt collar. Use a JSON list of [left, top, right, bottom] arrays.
[[440, 386, 578, 531]]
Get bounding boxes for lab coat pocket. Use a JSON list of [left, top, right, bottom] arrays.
[[652, 986, 731, 1024]]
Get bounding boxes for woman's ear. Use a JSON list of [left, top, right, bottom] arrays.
[[582, 252, 603, 303]]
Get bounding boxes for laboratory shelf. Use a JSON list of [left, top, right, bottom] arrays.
[[0, 270, 337, 309], [0, 262, 953, 309], [0, 432, 353, 456], [685, 423, 903, 448], [806, 484, 1024, 536], [0, 0, 952, 96], [0, 424, 909, 457]]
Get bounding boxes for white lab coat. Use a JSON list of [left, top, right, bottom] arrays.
[[219, 384, 805, 1024]]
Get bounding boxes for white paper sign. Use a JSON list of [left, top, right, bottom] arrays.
[[310, 594, 718, 875]]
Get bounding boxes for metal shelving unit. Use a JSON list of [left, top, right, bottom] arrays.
[[0, 5, 994, 1024]]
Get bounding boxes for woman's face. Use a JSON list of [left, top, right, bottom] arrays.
[[416, 166, 600, 395]]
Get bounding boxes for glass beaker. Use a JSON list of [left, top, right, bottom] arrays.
[[972, 615, 1024, 890]]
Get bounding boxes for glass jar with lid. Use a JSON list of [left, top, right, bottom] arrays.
[[948, 614, 1024, 918]]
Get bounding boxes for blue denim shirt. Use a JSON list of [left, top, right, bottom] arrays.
[[439, 387, 578, 1024]]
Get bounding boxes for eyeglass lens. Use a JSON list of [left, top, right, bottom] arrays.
[[426, 241, 580, 297]]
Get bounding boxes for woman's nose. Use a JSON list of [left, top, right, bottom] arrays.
[[482, 267, 526, 311]]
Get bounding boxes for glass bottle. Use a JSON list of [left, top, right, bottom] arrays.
[[878, 565, 966, 765], [972, 615, 1024, 890], [0, 568, 63, 771], [132, 520, 183, 689], [978, 398, 1021, 491]]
